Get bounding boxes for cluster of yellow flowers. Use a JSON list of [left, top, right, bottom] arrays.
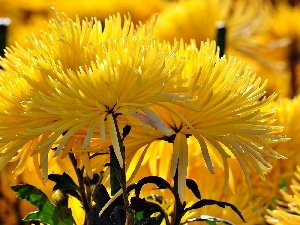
[[1, 0, 300, 224]]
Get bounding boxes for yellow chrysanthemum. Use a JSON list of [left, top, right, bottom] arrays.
[[265, 165, 300, 225], [266, 211, 300, 225], [0, 13, 193, 178], [266, 1, 300, 96], [246, 95, 300, 207], [126, 40, 288, 202], [153, 0, 269, 56], [269, 1, 300, 51], [152, 0, 296, 98], [266, 96, 300, 176]]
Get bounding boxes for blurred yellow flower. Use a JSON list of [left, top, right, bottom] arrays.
[[1, 0, 166, 47], [267, 96, 300, 175], [153, 0, 269, 56], [247, 95, 300, 207], [269, 1, 300, 52], [265, 165, 300, 224], [151, 0, 297, 98], [92, 0, 166, 24], [0, 13, 192, 178], [130, 139, 266, 224], [126, 40, 288, 202], [266, 1, 300, 96]]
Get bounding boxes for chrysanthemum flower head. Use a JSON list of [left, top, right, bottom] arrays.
[[126, 40, 288, 202], [266, 95, 300, 171], [153, 0, 295, 97], [153, 0, 269, 54], [0, 12, 193, 178], [266, 1, 300, 96], [265, 165, 300, 225], [246, 95, 300, 207], [269, 1, 300, 50]]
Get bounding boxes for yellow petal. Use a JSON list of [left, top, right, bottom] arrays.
[[82, 153, 93, 179], [171, 133, 181, 177], [107, 114, 123, 168]]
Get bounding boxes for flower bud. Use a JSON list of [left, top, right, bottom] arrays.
[[52, 190, 68, 206]]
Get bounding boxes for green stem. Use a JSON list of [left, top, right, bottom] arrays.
[[68, 153, 91, 225], [215, 21, 226, 58], [109, 114, 123, 196], [110, 114, 134, 224], [110, 145, 122, 195], [0, 18, 10, 58], [172, 166, 181, 225], [172, 164, 187, 225]]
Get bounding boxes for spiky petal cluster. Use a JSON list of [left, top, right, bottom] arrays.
[[126, 40, 288, 201], [265, 166, 300, 225], [0, 12, 192, 177]]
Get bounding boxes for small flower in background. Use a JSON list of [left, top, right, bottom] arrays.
[[89, 0, 166, 25], [153, 0, 268, 47], [0, 0, 166, 47], [259, 0, 300, 97], [248, 95, 300, 207], [266, 95, 300, 175], [265, 165, 300, 225], [152, 0, 272, 65], [151, 0, 300, 98]]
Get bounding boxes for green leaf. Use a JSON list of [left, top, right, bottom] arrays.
[[48, 173, 81, 201], [84, 173, 102, 186], [206, 222, 217, 225], [88, 184, 125, 225], [11, 184, 74, 225], [122, 125, 131, 139], [130, 197, 171, 225], [134, 211, 144, 223], [48, 172, 80, 192], [135, 176, 172, 198]]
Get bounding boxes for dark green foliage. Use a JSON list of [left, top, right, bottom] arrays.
[[186, 179, 201, 200], [48, 172, 80, 192], [11, 184, 74, 225], [48, 172, 81, 201], [130, 196, 170, 225], [88, 184, 126, 225]]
